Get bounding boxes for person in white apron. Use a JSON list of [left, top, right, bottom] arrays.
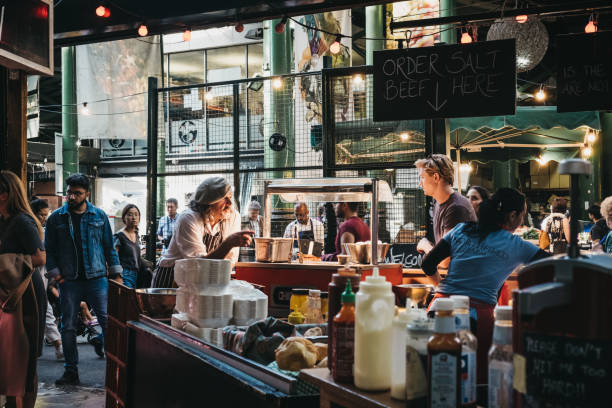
[[151, 177, 253, 288]]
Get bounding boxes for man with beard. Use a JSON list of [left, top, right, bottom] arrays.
[[151, 176, 254, 288], [44, 174, 122, 386]]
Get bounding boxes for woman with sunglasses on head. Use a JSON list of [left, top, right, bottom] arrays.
[[0, 171, 47, 408], [421, 188, 550, 388], [113, 204, 144, 289]]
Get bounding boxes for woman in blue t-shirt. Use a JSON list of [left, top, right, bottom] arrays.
[[421, 188, 549, 385]]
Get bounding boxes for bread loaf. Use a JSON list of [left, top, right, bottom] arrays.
[[275, 337, 317, 371]]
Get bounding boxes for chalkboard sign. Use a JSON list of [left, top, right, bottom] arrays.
[[385, 243, 423, 268], [373, 39, 517, 121], [523, 332, 612, 405], [557, 32, 612, 113]]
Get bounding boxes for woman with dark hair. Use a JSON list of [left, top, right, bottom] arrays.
[[421, 188, 550, 386], [113, 204, 143, 289], [541, 197, 571, 254], [466, 185, 491, 216], [0, 170, 47, 408]]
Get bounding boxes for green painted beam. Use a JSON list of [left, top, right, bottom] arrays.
[[365, 5, 384, 65], [61, 46, 79, 187]]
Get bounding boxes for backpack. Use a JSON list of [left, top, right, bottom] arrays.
[[546, 215, 567, 254]]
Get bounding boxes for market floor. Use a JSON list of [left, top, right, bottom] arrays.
[[36, 337, 106, 407]]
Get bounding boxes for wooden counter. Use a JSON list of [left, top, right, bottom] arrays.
[[300, 368, 405, 408], [235, 262, 402, 316]]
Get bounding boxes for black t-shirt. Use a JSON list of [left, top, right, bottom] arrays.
[[114, 230, 141, 271], [591, 218, 610, 242], [70, 212, 87, 280]]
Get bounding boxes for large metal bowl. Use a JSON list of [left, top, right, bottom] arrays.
[[344, 242, 391, 264], [392, 284, 435, 308], [134, 288, 177, 318]]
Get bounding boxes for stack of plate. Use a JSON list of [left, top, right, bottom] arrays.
[[174, 258, 231, 288]]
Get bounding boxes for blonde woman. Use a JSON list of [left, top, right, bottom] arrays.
[[0, 170, 46, 408], [598, 196, 612, 253]]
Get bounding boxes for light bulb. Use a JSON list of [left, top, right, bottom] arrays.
[[460, 32, 473, 44], [583, 146, 593, 158], [103, 7, 110, 18], [400, 132, 409, 141], [330, 38, 341, 55], [535, 88, 546, 101], [585, 21, 597, 33], [96, 5, 106, 17], [275, 19, 286, 34], [138, 24, 148, 37], [235, 23, 244, 33], [352, 74, 363, 85], [183, 29, 191, 42], [537, 155, 549, 165], [587, 132, 597, 143], [515, 15, 528, 24], [80, 103, 90, 116], [205, 92, 213, 101], [76, 140, 82, 147], [272, 77, 282, 89]]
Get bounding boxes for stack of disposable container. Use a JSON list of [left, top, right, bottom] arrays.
[[171, 258, 267, 347]]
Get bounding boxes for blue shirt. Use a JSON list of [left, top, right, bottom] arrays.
[[438, 223, 540, 304], [157, 214, 178, 255]]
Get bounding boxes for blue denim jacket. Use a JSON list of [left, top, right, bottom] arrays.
[[45, 201, 122, 281]]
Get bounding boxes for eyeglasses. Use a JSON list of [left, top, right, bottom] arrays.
[[66, 190, 86, 197]]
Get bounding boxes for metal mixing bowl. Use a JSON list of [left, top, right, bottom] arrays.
[[344, 242, 391, 264], [392, 284, 435, 308], [134, 288, 177, 318]]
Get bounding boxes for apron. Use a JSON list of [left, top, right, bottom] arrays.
[[292, 219, 315, 248], [151, 222, 225, 288]]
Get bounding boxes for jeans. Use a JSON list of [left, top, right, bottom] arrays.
[[59, 277, 108, 370], [122, 268, 138, 289]]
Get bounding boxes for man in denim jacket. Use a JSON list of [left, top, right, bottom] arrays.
[[45, 174, 122, 386]]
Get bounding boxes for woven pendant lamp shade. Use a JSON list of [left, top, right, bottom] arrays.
[[486, 17, 549, 72]]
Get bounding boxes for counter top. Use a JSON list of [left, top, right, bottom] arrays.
[[236, 261, 401, 271]]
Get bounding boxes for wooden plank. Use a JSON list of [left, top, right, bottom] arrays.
[[300, 368, 405, 408]]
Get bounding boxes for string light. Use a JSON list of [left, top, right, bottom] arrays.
[[400, 132, 409, 141], [460, 163, 472, 173], [535, 85, 546, 102], [536, 155, 549, 165], [95, 5, 106, 17], [138, 24, 148, 37], [272, 77, 282, 89], [515, 15, 528, 23], [275, 17, 287, 34], [352, 74, 363, 84], [183, 29, 191, 42], [586, 131, 597, 143], [582, 146, 593, 158], [460, 31, 473, 44], [205, 92, 213, 101], [79, 102, 90, 116], [329, 36, 342, 55], [235, 23, 244, 33], [585, 14, 598, 33], [76, 140, 82, 147]]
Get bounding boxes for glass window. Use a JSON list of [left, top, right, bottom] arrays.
[[169, 51, 204, 87], [247, 43, 263, 77], [206, 46, 246, 82]]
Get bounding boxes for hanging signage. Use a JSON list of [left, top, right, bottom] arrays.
[[557, 32, 612, 113], [373, 39, 517, 121], [521, 332, 611, 405]]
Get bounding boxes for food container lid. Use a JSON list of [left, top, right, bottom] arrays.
[[450, 295, 470, 310], [434, 298, 454, 311], [341, 281, 355, 303], [309, 289, 321, 296], [320, 291, 328, 299], [292, 288, 309, 296]]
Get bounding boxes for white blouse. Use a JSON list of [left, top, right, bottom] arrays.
[[159, 207, 240, 267]]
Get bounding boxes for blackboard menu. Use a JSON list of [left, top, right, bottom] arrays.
[[384, 243, 423, 268], [557, 32, 612, 113], [373, 39, 517, 121], [523, 332, 611, 405]]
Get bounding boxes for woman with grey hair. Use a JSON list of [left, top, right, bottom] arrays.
[[598, 196, 612, 253], [151, 177, 254, 288], [247, 200, 263, 238]]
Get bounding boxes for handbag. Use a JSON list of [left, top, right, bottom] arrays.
[[538, 229, 550, 250]]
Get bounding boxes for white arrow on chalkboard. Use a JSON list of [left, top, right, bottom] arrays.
[[426, 82, 448, 112]]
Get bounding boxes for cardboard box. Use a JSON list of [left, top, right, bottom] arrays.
[[549, 173, 560, 189], [559, 174, 570, 189], [530, 175, 549, 189]]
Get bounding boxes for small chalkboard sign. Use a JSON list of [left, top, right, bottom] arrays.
[[384, 243, 423, 268], [373, 39, 517, 121], [523, 332, 611, 405], [557, 32, 612, 113]]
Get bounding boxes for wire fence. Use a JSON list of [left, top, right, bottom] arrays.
[[142, 67, 429, 259]]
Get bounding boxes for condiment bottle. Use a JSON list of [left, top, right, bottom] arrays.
[[331, 281, 355, 383], [488, 306, 513, 408], [305, 289, 322, 323], [427, 298, 461, 408], [354, 267, 395, 391], [450, 295, 477, 407], [406, 316, 433, 407], [327, 268, 360, 362], [321, 291, 328, 321], [289, 288, 308, 320], [391, 307, 423, 400]]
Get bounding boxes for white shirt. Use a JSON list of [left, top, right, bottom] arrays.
[[283, 218, 324, 244], [159, 207, 240, 267]]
